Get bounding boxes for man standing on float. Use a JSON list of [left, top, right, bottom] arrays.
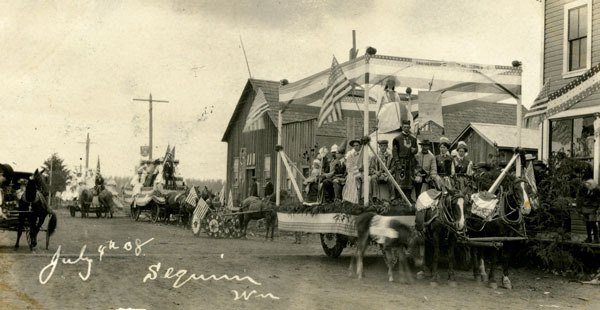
[[392, 120, 418, 202]]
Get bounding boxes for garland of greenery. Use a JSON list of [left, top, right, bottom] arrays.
[[276, 198, 415, 217]]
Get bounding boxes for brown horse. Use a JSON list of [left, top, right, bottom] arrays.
[[416, 189, 467, 286], [16, 169, 57, 250], [349, 212, 425, 283], [239, 195, 277, 240], [466, 176, 536, 289]]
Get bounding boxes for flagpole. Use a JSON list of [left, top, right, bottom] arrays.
[[276, 110, 282, 207], [363, 54, 371, 206], [513, 61, 522, 177]]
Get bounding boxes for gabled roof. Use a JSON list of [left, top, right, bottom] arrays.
[[222, 78, 377, 141], [451, 122, 539, 150], [415, 101, 529, 143]]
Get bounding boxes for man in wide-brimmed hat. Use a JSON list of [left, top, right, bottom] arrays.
[[15, 178, 27, 200], [369, 140, 393, 202], [414, 139, 438, 196], [392, 120, 418, 202]]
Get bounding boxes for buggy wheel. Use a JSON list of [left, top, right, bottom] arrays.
[[320, 233, 347, 258], [69, 206, 76, 217], [191, 210, 203, 236], [151, 205, 160, 223], [205, 213, 224, 238], [228, 217, 244, 239]]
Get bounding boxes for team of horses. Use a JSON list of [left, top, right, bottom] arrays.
[[7, 157, 538, 290], [349, 163, 537, 289]]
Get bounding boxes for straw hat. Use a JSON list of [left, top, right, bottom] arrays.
[[457, 141, 468, 152]]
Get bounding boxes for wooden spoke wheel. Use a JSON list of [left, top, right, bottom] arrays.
[[191, 209, 203, 236], [151, 205, 160, 223], [320, 233, 347, 258], [228, 217, 244, 239], [205, 213, 224, 238]]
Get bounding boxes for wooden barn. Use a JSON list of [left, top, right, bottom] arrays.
[[414, 101, 530, 154], [221, 78, 376, 205], [450, 123, 539, 165]]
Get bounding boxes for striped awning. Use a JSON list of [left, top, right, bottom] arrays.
[[524, 63, 600, 120], [279, 54, 522, 112]]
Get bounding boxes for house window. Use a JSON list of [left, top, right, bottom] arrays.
[[550, 116, 595, 159], [233, 157, 239, 187], [264, 154, 271, 179], [563, 0, 591, 77]]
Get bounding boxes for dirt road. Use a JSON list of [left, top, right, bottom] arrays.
[[0, 208, 598, 310]]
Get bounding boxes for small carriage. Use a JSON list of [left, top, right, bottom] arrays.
[[190, 200, 245, 239], [0, 171, 55, 250]]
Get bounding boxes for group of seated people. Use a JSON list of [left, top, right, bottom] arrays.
[[302, 133, 481, 204]]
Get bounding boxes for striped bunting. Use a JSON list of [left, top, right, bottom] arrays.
[[318, 56, 351, 127], [279, 54, 521, 112], [243, 88, 269, 132]]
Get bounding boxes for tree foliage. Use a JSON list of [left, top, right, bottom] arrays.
[[43, 153, 71, 196]]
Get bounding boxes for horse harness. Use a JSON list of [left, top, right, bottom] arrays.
[[423, 193, 465, 236]]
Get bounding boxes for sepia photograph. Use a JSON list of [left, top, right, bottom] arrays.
[[1, 0, 600, 309]]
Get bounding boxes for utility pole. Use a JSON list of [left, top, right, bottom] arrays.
[[133, 93, 169, 160], [77, 133, 95, 177]]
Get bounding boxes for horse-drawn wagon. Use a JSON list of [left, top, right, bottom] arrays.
[[277, 201, 416, 257], [0, 170, 57, 250]]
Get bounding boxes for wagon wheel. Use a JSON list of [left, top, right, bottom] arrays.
[[191, 209, 203, 236], [45, 214, 52, 250], [133, 206, 141, 221], [320, 233, 347, 258], [69, 206, 76, 217], [228, 217, 244, 239], [205, 213, 225, 238], [151, 204, 160, 223]]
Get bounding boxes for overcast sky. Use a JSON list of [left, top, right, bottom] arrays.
[[0, 0, 543, 179]]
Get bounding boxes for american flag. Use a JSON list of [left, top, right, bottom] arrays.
[[243, 88, 269, 132], [219, 185, 225, 206], [524, 161, 537, 193], [317, 56, 351, 127], [226, 190, 237, 210], [193, 197, 210, 221], [185, 187, 198, 206]]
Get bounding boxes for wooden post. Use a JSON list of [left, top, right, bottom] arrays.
[[488, 153, 519, 194], [276, 110, 282, 206], [133, 93, 169, 160], [594, 114, 600, 183], [363, 57, 370, 206], [280, 151, 304, 203], [514, 61, 523, 178]]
